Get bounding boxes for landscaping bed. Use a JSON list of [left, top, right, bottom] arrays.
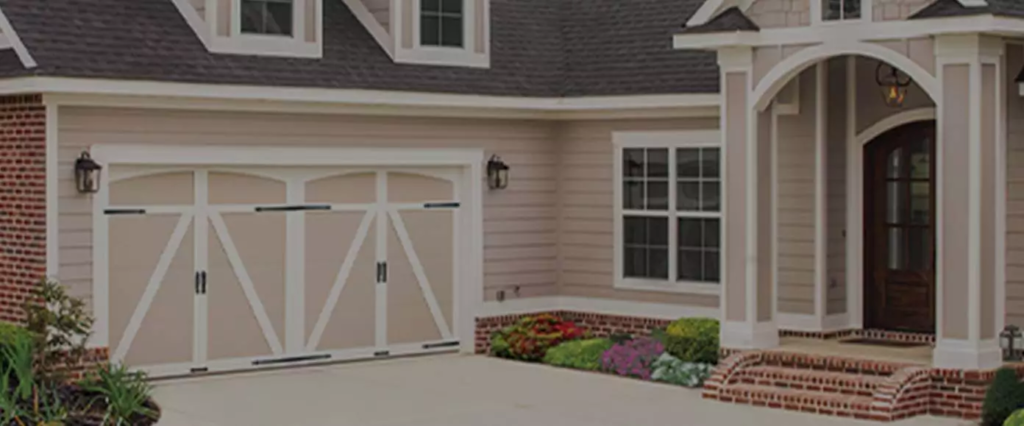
[[0, 280, 159, 426], [488, 313, 718, 389]]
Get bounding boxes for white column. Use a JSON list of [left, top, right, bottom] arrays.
[[932, 34, 1004, 370], [719, 47, 779, 349]]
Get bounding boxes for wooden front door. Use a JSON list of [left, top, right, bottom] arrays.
[[864, 121, 936, 334]]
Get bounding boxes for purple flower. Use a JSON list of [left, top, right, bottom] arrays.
[[599, 337, 664, 380]]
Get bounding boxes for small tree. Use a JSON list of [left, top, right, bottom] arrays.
[[982, 368, 1024, 426], [22, 279, 94, 381]]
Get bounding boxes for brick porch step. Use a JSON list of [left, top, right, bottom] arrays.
[[718, 383, 879, 419], [731, 366, 888, 397]]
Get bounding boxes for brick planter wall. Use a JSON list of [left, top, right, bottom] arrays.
[[474, 311, 671, 354], [0, 95, 46, 323]]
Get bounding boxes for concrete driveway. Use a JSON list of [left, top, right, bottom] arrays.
[[153, 355, 970, 426]]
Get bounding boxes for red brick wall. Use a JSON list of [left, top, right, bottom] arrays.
[[474, 311, 671, 354], [0, 95, 46, 323]]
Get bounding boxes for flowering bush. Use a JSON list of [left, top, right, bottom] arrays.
[[650, 353, 714, 388], [599, 337, 665, 380], [664, 318, 720, 364], [489, 314, 587, 362]]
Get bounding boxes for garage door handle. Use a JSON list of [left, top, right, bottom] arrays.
[[195, 272, 201, 294], [201, 271, 207, 294], [376, 262, 388, 283]]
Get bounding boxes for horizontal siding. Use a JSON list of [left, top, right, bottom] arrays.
[[57, 107, 559, 308], [775, 69, 816, 315], [556, 117, 720, 309], [826, 58, 847, 315], [1007, 48, 1024, 328]]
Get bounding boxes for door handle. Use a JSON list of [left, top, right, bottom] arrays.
[[201, 271, 208, 295], [195, 271, 201, 295]]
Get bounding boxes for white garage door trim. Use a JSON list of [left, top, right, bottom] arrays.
[[89, 145, 485, 376]]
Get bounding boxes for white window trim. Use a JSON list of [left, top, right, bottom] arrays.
[[811, 0, 872, 25], [613, 130, 723, 296], [394, 0, 489, 68], [205, 0, 321, 59]]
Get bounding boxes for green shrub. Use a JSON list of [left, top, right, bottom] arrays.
[[81, 364, 158, 426], [488, 314, 587, 362], [663, 318, 719, 364], [1005, 408, 1024, 426], [650, 353, 714, 388], [24, 278, 94, 381], [983, 368, 1024, 426], [542, 338, 613, 371]]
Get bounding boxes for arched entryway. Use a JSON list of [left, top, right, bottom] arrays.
[[863, 121, 936, 334]]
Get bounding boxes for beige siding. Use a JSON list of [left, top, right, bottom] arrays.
[[826, 58, 848, 315], [776, 68, 816, 315], [1006, 45, 1024, 327], [556, 118, 719, 308], [872, 0, 934, 21], [747, 0, 811, 29], [57, 107, 560, 308], [364, 0, 391, 31]]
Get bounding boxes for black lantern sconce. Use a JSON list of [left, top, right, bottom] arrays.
[[74, 151, 102, 194], [876, 62, 912, 108], [1001, 325, 1023, 362], [487, 155, 510, 190]]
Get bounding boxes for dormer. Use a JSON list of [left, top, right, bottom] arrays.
[[343, 0, 490, 68], [174, 0, 323, 58]]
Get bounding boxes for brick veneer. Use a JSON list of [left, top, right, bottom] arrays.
[[0, 95, 46, 323], [474, 311, 671, 354]]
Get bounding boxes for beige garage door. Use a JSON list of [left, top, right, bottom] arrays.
[[104, 166, 462, 376]]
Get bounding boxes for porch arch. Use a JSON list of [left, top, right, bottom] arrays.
[[751, 41, 941, 112], [856, 107, 937, 146]]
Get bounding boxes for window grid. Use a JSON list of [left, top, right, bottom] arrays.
[[823, 0, 861, 21], [421, 0, 464, 48], [240, 0, 294, 36], [621, 146, 721, 286]]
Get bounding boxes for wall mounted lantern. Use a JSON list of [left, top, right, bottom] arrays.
[[876, 62, 912, 108], [487, 155, 510, 190], [1001, 325, 1023, 362], [74, 151, 102, 194]]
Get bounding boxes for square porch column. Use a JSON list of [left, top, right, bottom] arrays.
[[932, 35, 1004, 370], [719, 47, 779, 349]]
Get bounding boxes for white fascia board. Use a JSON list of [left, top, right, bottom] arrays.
[[958, 0, 988, 7], [169, 0, 212, 48], [674, 15, 1024, 50], [341, 0, 394, 59], [0, 5, 35, 68], [9, 77, 720, 118]]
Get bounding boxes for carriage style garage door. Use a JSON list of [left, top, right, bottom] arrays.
[[91, 147, 481, 377]]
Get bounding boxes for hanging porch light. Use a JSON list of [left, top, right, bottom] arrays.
[[487, 155, 510, 190], [875, 62, 912, 108]]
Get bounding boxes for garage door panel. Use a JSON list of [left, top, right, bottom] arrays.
[[222, 213, 287, 351], [387, 172, 453, 204], [109, 171, 194, 206], [400, 210, 455, 332], [305, 211, 366, 343], [208, 171, 286, 205], [110, 216, 192, 366], [386, 219, 444, 345], [207, 220, 277, 361], [119, 219, 194, 367], [306, 172, 376, 205], [313, 215, 377, 351]]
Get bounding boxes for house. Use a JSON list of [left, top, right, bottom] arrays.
[[0, 0, 1021, 420]]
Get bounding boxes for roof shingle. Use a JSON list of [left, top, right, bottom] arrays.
[[0, 0, 719, 96]]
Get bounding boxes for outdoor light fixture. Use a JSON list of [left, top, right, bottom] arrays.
[[74, 151, 102, 194], [487, 155, 510, 190], [1001, 325, 1023, 362], [876, 62, 912, 108]]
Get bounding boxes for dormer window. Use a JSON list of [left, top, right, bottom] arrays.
[[241, 0, 294, 36], [823, 0, 861, 20], [420, 0, 463, 48]]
